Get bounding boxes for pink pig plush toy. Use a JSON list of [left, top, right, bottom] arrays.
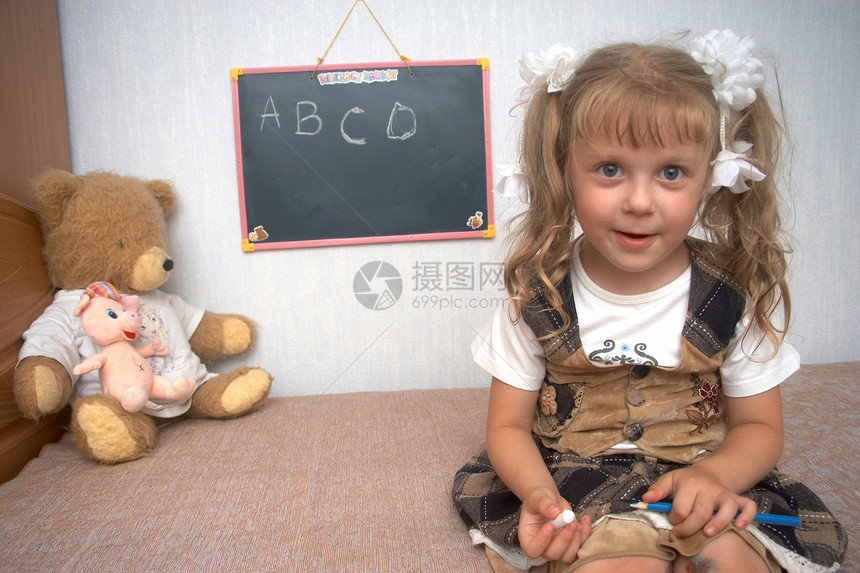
[[72, 282, 195, 412]]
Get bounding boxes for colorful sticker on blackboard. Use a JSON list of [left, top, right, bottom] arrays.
[[249, 225, 269, 242], [467, 211, 484, 229], [316, 69, 399, 86]]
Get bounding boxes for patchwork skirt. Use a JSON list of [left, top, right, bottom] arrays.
[[451, 447, 847, 572]]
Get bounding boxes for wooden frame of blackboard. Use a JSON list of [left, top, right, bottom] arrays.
[[231, 59, 493, 251]]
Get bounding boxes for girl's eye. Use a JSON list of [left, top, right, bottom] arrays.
[[660, 166, 684, 181], [107, 310, 119, 319], [599, 163, 621, 178]]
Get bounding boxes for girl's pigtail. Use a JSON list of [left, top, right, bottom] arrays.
[[691, 30, 792, 354], [701, 87, 792, 354], [505, 89, 575, 333]]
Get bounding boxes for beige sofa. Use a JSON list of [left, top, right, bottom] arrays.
[[0, 194, 855, 571]]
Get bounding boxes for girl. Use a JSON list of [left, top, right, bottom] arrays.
[[452, 31, 846, 572]]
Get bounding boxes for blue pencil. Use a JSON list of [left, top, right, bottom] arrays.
[[630, 501, 802, 527]]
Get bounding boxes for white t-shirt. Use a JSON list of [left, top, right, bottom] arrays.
[[472, 242, 799, 398], [20, 288, 215, 417]]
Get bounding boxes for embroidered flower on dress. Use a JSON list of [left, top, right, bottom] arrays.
[[539, 383, 558, 416], [697, 377, 721, 415], [686, 374, 722, 433]]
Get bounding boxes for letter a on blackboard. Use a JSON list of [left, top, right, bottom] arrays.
[[260, 95, 281, 131]]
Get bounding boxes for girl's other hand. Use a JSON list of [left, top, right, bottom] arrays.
[[518, 486, 592, 562], [642, 466, 758, 537]]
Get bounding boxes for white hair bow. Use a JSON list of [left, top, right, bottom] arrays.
[[691, 29, 768, 194]]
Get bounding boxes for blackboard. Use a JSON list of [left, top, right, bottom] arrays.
[[230, 59, 493, 251]]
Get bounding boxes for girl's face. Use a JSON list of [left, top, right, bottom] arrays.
[[570, 132, 709, 295]]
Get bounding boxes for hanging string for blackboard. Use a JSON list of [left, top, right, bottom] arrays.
[[310, 0, 413, 80]]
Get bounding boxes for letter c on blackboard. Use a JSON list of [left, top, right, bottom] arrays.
[[341, 107, 366, 145]]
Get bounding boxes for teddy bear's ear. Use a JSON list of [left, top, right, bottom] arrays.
[[145, 179, 177, 216], [29, 169, 82, 232]]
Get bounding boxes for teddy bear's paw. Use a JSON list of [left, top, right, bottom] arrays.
[[70, 395, 157, 464], [31, 365, 68, 413], [187, 367, 272, 420], [13, 356, 71, 419], [220, 317, 253, 355], [189, 312, 256, 363]]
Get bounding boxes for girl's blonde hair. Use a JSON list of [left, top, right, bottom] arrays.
[[506, 41, 791, 350]]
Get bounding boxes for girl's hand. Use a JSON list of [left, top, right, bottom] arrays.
[[642, 466, 758, 537], [518, 486, 592, 562], [642, 388, 785, 538]]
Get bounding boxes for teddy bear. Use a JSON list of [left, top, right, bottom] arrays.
[[14, 169, 273, 464], [72, 281, 196, 413]]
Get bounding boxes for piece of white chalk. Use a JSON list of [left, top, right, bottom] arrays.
[[549, 509, 576, 530]]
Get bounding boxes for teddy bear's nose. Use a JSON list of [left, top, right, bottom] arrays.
[[163, 259, 174, 272]]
